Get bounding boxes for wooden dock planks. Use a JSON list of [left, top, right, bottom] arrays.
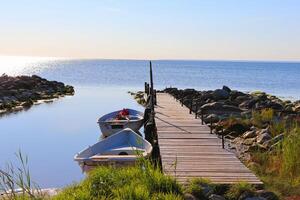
[[155, 93, 262, 185]]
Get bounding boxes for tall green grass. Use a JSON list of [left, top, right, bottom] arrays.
[[250, 120, 300, 196], [281, 123, 300, 182], [53, 159, 183, 200], [0, 150, 43, 200]]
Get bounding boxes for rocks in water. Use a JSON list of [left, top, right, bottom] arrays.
[[0, 74, 74, 115], [130, 91, 147, 106]]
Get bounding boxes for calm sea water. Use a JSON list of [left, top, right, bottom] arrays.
[[0, 57, 300, 187]]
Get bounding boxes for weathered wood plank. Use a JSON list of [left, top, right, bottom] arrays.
[[155, 93, 262, 185]]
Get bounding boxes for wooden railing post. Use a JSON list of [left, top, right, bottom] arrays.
[[189, 98, 193, 114], [222, 128, 225, 149], [201, 110, 204, 125], [210, 116, 213, 134], [195, 101, 198, 119], [181, 96, 183, 106]]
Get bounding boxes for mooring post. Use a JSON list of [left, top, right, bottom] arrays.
[[189, 98, 193, 114], [149, 61, 154, 112], [154, 90, 157, 105], [201, 110, 204, 125], [210, 116, 213, 134], [222, 128, 225, 149]]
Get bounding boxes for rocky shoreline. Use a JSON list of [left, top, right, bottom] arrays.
[[163, 87, 300, 164], [0, 74, 74, 116]]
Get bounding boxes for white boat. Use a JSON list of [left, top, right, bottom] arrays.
[[97, 109, 144, 137], [74, 128, 152, 172]]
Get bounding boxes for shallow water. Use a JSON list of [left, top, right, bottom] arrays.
[[0, 57, 299, 187], [0, 86, 143, 187]]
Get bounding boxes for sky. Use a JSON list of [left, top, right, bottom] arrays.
[[0, 0, 300, 61]]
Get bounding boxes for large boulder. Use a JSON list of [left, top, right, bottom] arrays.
[[212, 89, 230, 100], [256, 190, 278, 200], [222, 85, 231, 93], [201, 102, 242, 114]]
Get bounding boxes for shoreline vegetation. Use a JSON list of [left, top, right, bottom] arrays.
[[1, 86, 299, 199], [0, 74, 75, 116]]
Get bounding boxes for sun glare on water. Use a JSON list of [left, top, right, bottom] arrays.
[[0, 55, 61, 75]]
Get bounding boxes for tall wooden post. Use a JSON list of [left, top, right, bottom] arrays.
[[150, 61, 154, 112]]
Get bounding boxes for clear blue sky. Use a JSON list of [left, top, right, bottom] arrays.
[[0, 0, 299, 60]]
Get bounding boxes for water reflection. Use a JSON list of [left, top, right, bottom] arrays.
[[0, 86, 143, 187]]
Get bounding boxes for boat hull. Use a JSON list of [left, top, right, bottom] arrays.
[[74, 128, 152, 172], [97, 109, 144, 137]]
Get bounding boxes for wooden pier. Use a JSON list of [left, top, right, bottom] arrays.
[[155, 93, 262, 184]]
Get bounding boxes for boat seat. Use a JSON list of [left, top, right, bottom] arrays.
[[90, 154, 139, 160]]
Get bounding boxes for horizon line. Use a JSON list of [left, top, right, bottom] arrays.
[[0, 55, 300, 63]]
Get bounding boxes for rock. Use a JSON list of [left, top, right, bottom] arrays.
[[263, 134, 284, 148], [0, 75, 74, 116], [243, 138, 256, 146], [201, 102, 242, 114], [209, 194, 226, 200], [222, 85, 231, 93], [224, 122, 249, 136], [256, 190, 278, 200], [239, 191, 255, 200], [257, 133, 272, 144], [213, 89, 230, 100], [239, 99, 258, 109], [20, 100, 33, 108], [244, 197, 266, 200], [247, 143, 267, 152], [184, 193, 198, 200], [242, 130, 257, 139], [204, 114, 220, 123]]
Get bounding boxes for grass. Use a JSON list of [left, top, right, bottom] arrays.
[[0, 150, 43, 200], [250, 121, 300, 197], [53, 159, 183, 200], [225, 182, 255, 200], [184, 178, 213, 199]]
